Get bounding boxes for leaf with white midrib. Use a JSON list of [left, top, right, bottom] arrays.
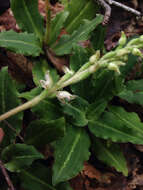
[[89, 106, 143, 144], [21, 170, 56, 190], [52, 125, 90, 185], [93, 140, 128, 176], [0, 30, 42, 56], [11, 0, 44, 41]]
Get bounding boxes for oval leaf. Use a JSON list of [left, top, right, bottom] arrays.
[[89, 106, 143, 144], [25, 118, 66, 148], [93, 139, 128, 176], [0, 30, 42, 56], [52, 125, 90, 185], [2, 144, 44, 172]]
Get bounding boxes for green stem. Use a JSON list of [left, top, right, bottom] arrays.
[[0, 89, 48, 122], [44, 0, 51, 44]]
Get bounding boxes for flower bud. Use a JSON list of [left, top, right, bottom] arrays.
[[89, 50, 100, 64], [132, 48, 143, 57], [108, 63, 120, 74], [56, 91, 77, 103], [40, 70, 53, 89], [118, 31, 127, 47], [63, 66, 74, 75]]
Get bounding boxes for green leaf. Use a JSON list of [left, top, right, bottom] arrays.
[[92, 70, 124, 102], [120, 54, 138, 76], [89, 106, 143, 144], [61, 96, 88, 127], [57, 182, 73, 190], [93, 139, 128, 176], [0, 67, 23, 147], [25, 117, 66, 148], [32, 59, 59, 87], [64, 0, 99, 33], [118, 79, 143, 105], [20, 87, 62, 121], [11, 0, 44, 42], [0, 30, 42, 56], [2, 144, 44, 172], [52, 15, 103, 55], [52, 125, 90, 185], [20, 163, 56, 190], [20, 162, 72, 190], [49, 11, 69, 45], [90, 25, 106, 50], [70, 45, 94, 102], [86, 99, 107, 121]]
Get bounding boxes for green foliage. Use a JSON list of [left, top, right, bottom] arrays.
[[52, 15, 103, 55], [64, 0, 99, 33], [0, 30, 42, 56], [118, 79, 143, 105], [89, 106, 143, 144], [1, 144, 44, 172], [52, 125, 90, 185], [61, 96, 88, 127], [25, 118, 66, 148], [49, 11, 69, 45], [1, 0, 143, 189], [93, 139, 128, 176], [0, 67, 23, 147], [11, 0, 44, 42]]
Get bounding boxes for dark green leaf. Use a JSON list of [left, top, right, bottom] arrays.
[[52, 125, 90, 185], [49, 11, 69, 45], [25, 117, 66, 148], [118, 79, 143, 105], [89, 106, 143, 144], [2, 144, 44, 172], [90, 25, 106, 50], [92, 70, 124, 101], [20, 87, 62, 121], [64, 0, 99, 33], [52, 15, 103, 55], [0, 30, 42, 56], [86, 99, 107, 121], [120, 54, 138, 76], [20, 163, 56, 190], [0, 67, 23, 147], [70, 45, 95, 102], [93, 139, 128, 176], [61, 96, 88, 127], [11, 0, 44, 41]]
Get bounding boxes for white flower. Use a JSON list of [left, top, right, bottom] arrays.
[[56, 91, 77, 103], [40, 71, 53, 89], [63, 66, 74, 75]]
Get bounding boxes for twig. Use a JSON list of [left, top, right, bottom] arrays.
[[0, 160, 15, 190], [110, 0, 141, 16], [94, 0, 111, 24], [3, 120, 24, 142], [95, 0, 141, 24]]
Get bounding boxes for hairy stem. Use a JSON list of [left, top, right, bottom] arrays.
[[0, 89, 48, 122]]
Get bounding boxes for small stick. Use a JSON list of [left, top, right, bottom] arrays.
[[0, 160, 15, 190], [95, 0, 141, 24], [94, 0, 111, 24], [3, 120, 24, 142], [110, 0, 141, 17]]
